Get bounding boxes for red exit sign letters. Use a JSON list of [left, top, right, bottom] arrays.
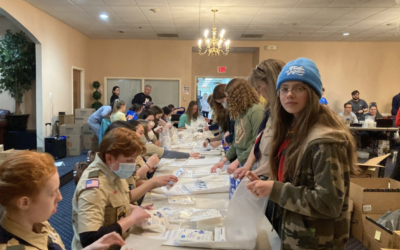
[[218, 66, 226, 73]]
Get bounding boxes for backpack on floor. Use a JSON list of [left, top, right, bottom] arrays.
[[73, 161, 89, 185]]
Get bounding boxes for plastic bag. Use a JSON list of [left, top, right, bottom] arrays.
[[175, 177, 281, 249], [376, 209, 400, 231], [140, 210, 169, 233]]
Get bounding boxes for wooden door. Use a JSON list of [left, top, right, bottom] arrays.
[[73, 69, 81, 112]]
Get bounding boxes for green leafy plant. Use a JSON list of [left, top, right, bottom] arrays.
[[91, 81, 102, 110], [0, 30, 36, 115]]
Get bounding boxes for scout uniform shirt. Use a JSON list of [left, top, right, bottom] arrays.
[[71, 154, 133, 250], [0, 215, 65, 250]]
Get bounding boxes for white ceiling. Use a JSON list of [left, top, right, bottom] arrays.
[[23, 0, 400, 41]]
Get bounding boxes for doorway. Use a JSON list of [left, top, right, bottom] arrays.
[[196, 77, 232, 119], [73, 69, 81, 112]]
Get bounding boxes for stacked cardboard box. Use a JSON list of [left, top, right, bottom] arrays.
[[75, 108, 95, 125], [350, 177, 400, 250], [60, 124, 83, 156], [58, 114, 74, 125], [82, 123, 96, 150]]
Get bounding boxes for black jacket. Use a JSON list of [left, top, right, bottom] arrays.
[[392, 93, 400, 116], [132, 93, 152, 105]]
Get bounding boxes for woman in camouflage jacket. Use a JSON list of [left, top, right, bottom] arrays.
[[247, 58, 359, 250]]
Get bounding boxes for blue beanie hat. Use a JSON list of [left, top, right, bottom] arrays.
[[277, 58, 322, 98]]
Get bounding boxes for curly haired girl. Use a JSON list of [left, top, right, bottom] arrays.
[[211, 78, 264, 174]]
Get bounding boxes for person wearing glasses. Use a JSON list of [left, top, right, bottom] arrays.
[[233, 59, 285, 180], [0, 151, 126, 250], [210, 78, 264, 174], [246, 58, 359, 249]]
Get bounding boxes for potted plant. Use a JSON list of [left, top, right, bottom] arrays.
[[0, 30, 35, 131], [91, 81, 103, 110]]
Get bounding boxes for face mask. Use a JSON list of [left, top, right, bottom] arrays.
[[149, 121, 155, 128], [148, 130, 155, 140], [140, 135, 148, 144], [112, 161, 136, 179], [167, 117, 171, 122], [221, 100, 227, 109]]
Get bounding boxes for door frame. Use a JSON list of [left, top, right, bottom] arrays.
[[72, 67, 85, 112]]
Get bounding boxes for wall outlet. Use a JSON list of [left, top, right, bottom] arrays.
[[50, 93, 52, 99]]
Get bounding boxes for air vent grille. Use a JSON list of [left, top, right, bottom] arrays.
[[241, 34, 263, 39], [157, 34, 179, 38]]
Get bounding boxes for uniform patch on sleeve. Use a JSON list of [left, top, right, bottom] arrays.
[[86, 179, 99, 189]]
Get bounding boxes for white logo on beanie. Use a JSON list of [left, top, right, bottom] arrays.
[[286, 66, 305, 76]]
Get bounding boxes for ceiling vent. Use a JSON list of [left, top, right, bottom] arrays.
[[240, 34, 263, 39], [157, 34, 179, 38]]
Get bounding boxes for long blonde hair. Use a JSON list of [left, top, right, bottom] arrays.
[[249, 59, 285, 113], [225, 78, 260, 120], [269, 86, 359, 180], [112, 99, 125, 114]]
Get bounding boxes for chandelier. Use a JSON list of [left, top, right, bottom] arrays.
[[198, 9, 230, 56]]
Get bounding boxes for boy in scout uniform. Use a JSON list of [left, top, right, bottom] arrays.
[[72, 128, 177, 250]]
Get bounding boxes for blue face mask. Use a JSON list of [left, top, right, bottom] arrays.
[[112, 161, 137, 179]]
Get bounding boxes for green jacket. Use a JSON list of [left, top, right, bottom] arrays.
[[270, 123, 352, 250], [225, 103, 264, 164]]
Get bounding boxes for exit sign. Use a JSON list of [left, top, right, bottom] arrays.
[[218, 66, 226, 73]]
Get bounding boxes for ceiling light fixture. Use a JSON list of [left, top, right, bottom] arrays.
[[343, 33, 350, 36], [198, 9, 230, 56], [100, 14, 108, 19]]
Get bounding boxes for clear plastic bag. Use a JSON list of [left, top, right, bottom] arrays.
[[175, 177, 281, 249]]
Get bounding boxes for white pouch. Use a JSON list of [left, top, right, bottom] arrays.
[[175, 177, 281, 249], [140, 210, 169, 233]]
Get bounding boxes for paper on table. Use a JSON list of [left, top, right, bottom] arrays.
[[55, 162, 65, 167], [168, 160, 187, 167], [168, 196, 195, 205], [174, 228, 213, 242], [161, 184, 191, 196], [184, 158, 220, 166], [182, 170, 193, 178], [190, 209, 222, 221], [121, 234, 165, 250], [140, 224, 180, 240]]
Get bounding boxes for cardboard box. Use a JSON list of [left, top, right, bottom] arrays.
[[58, 114, 74, 125], [0, 149, 26, 161], [350, 178, 400, 214], [75, 117, 90, 125], [75, 108, 95, 118], [83, 133, 95, 150], [357, 154, 391, 178], [60, 124, 83, 136], [65, 135, 83, 156], [351, 208, 372, 243], [363, 213, 400, 250], [82, 123, 94, 134]]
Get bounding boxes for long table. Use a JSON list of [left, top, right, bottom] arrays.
[[128, 152, 230, 250]]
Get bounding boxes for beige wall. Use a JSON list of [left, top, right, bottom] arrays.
[[88, 39, 193, 108], [2, 0, 400, 151], [252, 49, 260, 68], [0, 0, 91, 149], [254, 41, 400, 114], [191, 52, 255, 101]]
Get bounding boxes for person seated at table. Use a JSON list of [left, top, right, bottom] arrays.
[[126, 103, 143, 120], [168, 104, 185, 115], [339, 102, 359, 124], [0, 151, 127, 250], [360, 102, 383, 121], [110, 100, 132, 122], [72, 128, 178, 249], [150, 105, 167, 128], [134, 120, 201, 160], [178, 101, 200, 130], [161, 106, 172, 122]]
